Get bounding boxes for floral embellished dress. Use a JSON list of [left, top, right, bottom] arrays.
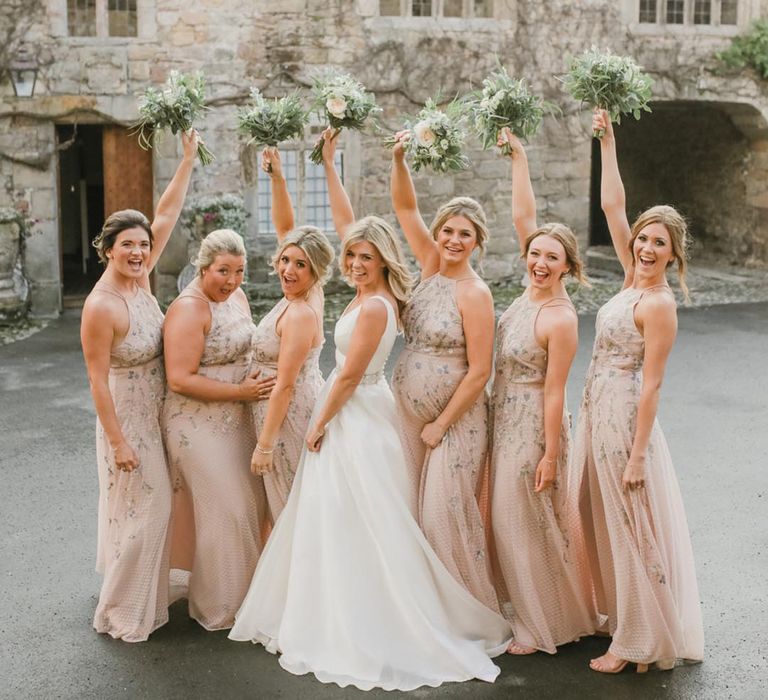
[[92, 283, 172, 642], [570, 286, 704, 667], [490, 291, 598, 652], [250, 297, 324, 522], [163, 284, 268, 631], [391, 273, 498, 612]]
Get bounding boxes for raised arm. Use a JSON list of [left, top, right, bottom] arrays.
[[390, 133, 440, 276], [148, 130, 198, 274], [306, 298, 388, 451], [499, 126, 538, 251], [250, 303, 316, 474], [593, 110, 634, 283], [81, 295, 138, 471], [262, 147, 295, 240], [420, 280, 495, 448], [164, 297, 272, 402], [534, 306, 578, 492], [622, 292, 677, 491], [320, 127, 355, 240]]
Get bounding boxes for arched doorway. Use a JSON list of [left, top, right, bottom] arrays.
[[588, 100, 767, 263]]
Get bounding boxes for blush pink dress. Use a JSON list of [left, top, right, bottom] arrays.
[[250, 297, 324, 522], [163, 284, 268, 630], [92, 283, 172, 642], [571, 286, 704, 667], [391, 273, 498, 612], [490, 291, 599, 652]]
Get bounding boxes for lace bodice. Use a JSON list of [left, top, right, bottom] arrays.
[[334, 296, 397, 381], [401, 274, 466, 356], [178, 284, 253, 367], [592, 286, 672, 372], [252, 297, 323, 371], [495, 292, 575, 385], [93, 283, 164, 368]]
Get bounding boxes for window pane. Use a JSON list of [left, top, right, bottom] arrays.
[[693, 0, 711, 24], [411, 0, 432, 17], [304, 153, 343, 231], [108, 0, 138, 37], [720, 0, 738, 24], [443, 0, 462, 17], [473, 0, 490, 17], [67, 0, 97, 37], [257, 151, 298, 235], [666, 0, 685, 23], [638, 0, 657, 23], [379, 0, 401, 16]]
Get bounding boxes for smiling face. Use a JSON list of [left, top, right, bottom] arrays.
[[435, 215, 478, 264], [632, 222, 674, 280], [200, 253, 246, 302], [344, 241, 385, 289], [277, 244, 314, 299], [106, 227, 151, 278], [526, 233, 569, 289]]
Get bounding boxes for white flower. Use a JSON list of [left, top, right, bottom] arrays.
[[414, 120, 437, 146], [440, 139, 449, 150], [326, 96, 347, 119]]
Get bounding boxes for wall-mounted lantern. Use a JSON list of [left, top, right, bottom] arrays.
[[9, 45, 39, 98]]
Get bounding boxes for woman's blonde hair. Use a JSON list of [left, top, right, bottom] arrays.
[[193, 229, 247, 276], [522, 223, 590, 287], [340, 216, 414, 309], [429, 196, 489, 262], [271, 226, 335, 288], [629, 205, 690, 301]]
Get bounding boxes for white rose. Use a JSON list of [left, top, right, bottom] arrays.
[[326, 96, 347, 119], [413, 121, 437, 146]]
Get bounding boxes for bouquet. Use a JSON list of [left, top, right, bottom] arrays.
[[468, 66, 550, 154], [561, 46, 653, 138], [309, 69, 379, 164], [384, 98, 470, 173], [133, 70, 215, 165]]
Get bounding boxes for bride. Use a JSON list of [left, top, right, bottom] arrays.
[[229, 215, 512, 691]]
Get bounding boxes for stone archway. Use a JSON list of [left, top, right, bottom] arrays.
[[589, 100, 768, 264]]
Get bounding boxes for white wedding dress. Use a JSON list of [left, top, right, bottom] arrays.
[[229, 296, 512, 691]]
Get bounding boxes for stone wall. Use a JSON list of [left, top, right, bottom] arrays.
[[1, 0, 767, 316]]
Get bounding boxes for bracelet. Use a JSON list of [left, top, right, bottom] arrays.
[[255, 443, 274, 455]]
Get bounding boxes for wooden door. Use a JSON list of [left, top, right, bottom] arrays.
[[102, 126, 153, 218]]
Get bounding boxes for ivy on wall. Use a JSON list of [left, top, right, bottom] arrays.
[[717, 19, 768, 79]]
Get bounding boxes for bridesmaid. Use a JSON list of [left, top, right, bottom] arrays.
[[490, 128, 599, 654], [389, 133, 499, 612], [163, 229, 273, 630], [249, 147, 335, 521], [574, 110, 704, 673], [80, 130, 197, 641]]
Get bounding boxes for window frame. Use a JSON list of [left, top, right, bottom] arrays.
[[52, 0, 156, 41], [376, 0, 494, 19], [253, 146, 346, 239], [626, 0, 752, 34]]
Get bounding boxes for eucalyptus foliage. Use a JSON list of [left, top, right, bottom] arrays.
[[468, 67, 550, 153], [237, 89, 308, 147], [309, 70, 379, 164], [133, 71, 215, 165], [384, 97, 470, 174], [562, 47, 653, 137]]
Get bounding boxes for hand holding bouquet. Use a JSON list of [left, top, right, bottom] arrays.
[[561, 46, 653, 138], [385, 98, 470, 173], [133, 70, 215, 165], [468, 66, 549, 154], [309, 70, 379, 164]]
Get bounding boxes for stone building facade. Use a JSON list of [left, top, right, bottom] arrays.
[[1, 0, 767, 318]]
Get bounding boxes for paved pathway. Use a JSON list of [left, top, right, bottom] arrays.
[[1, 302, 766, 699]]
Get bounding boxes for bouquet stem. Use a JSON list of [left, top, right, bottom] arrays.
[[309, 128, 340, 165], [197, 142, 215, 166]]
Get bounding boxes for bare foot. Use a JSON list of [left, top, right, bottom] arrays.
[[590, 650, 648, 674], [507, 641, 537, 655]]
